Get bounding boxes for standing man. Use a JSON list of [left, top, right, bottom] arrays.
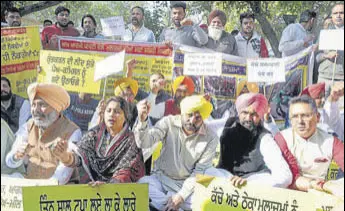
[[317, 3, 344, 107], [41, 6, 80, 50], [43, 20, 53, 28], [1, 77, 31, 133], [81, 14, 104, 39], [279, 10, 317, 57], [5, 82, 82, 184], [135, 95, 218, 211], [205, 10, 238, 56], [235, 12, 269, 58], [123, 6, 155, 42], [159, 1, 208, 48], [5, 7, 21, 27]]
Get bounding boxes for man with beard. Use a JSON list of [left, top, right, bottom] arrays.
[[1, 77, 31, 133], [235, 13, 269, 58], [123, 6, 155, 42], [41, 6, 80, 50], [159, 1, 208, 48], [205, 10, 238, 56], [5, 82, 82, 184], [209, 93, 292, 188], [279, 10, 317, 57], [135, 95, 218, 211], [80, 14, 103, 39], [279, 95, 344, 193], [301, 82, 344, 141], [5, 7, 21, 27]]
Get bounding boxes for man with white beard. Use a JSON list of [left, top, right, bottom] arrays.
[[205, 10, 238, 56], [6, 83, 82, 184]]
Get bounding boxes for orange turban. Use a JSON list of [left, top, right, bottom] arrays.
[[27, 82, 70, 112], [237, 80, 259, 97], [173, 76, 195, 95], [236, 93, 268, 119], [300, 83, 325, 99]]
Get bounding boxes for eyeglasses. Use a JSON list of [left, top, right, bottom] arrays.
[[58, 13, 69, 17], [290, 113, 314, 121]]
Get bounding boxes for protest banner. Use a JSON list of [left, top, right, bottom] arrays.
[[327, 161, 340, 181], [319, 30, 344, 51], [100, 16, 126, 37], [184, 52, 223, 76], [22, 183, 148, 211], [38, 50, 105, 94], [58, 36, 173, 99], [247, 58, 285, 83], [94, 50, 125, 81], [1, 176, 58, 211], [1, 26, 41, 98], [193, 176, 343, 211]]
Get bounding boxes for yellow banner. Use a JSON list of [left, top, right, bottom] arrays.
[[22, 183, 148, 211], [1, 26, 41, 98], [193, 176, 343, 211], [39, 50, 105, 94]]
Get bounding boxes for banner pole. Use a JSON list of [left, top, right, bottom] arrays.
[[102, 77, 107, 100], [331, 50, 338, 85]]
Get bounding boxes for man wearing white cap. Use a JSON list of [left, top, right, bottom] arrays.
[[6, 82, 82, 184]]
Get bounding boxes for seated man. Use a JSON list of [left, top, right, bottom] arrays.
[[6, 82, 82, 184], [135, 95, 218, 211], [280, 95, 344, 192], [211, 93, 292, 188]]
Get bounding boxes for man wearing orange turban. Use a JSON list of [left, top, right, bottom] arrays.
[[208, 93, 292, 188], [6, 82, 82, 184]]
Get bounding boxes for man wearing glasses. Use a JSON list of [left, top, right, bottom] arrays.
[[5, 7, 21, 27], [280, 95, 344, 194], [41, 6, 80, 50]]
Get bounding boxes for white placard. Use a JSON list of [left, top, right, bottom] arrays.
[[319, 29, 344, 51], [184, 53, 222, 76], [247, 58, 285, 83], [94, 50, 125, 81], [100, 16, 126, 37], [1, 176, 58, 211]]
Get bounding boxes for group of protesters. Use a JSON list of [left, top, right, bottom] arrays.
[[1, 2, 344, 211]]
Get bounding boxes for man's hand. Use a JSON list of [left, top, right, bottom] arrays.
[[163, 40, 173, 49], [14, 142, 29, 160], [137, 100, 151, 123], [295, 176, 313, 191], [310, 179, 326, 192], [51, 139, 69, 162], [126, 59, 137, 78], [203, 93, 211, 102], [181, 19, 194, 26], [230, 176, 247, 188], [88, 181, 106, 187], [329, 82, 344, 102], [164, 194, 184, 211], [264, 107, 272, 122], [49, 35, 59, 49], [324, 51, 338, 60], [303, 35, 315, 47]]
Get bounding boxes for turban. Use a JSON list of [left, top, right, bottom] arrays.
[[27, 82, 70, 112], [114, 78, 139, 97], [235, 93, 268, 119], [172, 76, 195, 95], [237, 80, 259, 97], [180, 95, 213, 120], [208, 10, 227, 26], [300, 83, 325, 99]]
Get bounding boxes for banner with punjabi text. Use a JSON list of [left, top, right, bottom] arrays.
[[1, 26, 41, 98], [22, 183, 148, 211], [57, 37, 173, 99], [38, 50, 105, 94]]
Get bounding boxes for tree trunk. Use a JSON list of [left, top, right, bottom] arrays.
[[19, 1, 62, 17], [248, 1, 282, 58]]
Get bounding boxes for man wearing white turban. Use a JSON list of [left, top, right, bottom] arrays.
[[134, 95, 218, 211], [6, 83, 82, 184]]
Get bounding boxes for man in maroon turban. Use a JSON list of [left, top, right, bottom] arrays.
[[205, 10, 238, 56], [301, 82, 326, 108]]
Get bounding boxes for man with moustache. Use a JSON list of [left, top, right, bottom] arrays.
[[1, 77, 31, 133], [159, 1, 208, 48], [5, 82, 82, 184], [205, 10, 238, 56], [41, 6, 80, 50], [135, 95, 218, 211], [210, 93, 292, 188], [81, 14, 104, 39], [5, 7, 21, 27], [235, 12, 269, 58], [123, 6, 155, 42], [279, 10, 317, 57]]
